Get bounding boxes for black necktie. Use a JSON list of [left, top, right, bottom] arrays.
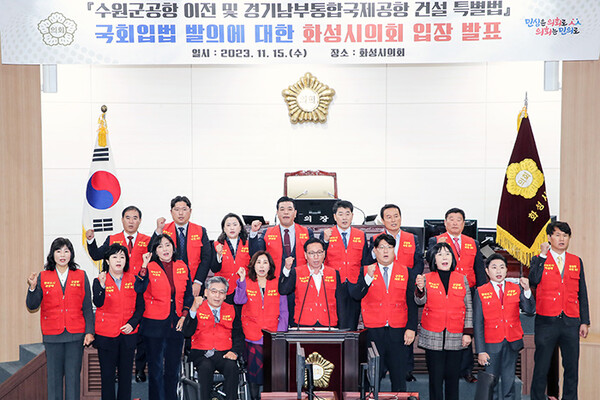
[[177, 227, 186, 261]]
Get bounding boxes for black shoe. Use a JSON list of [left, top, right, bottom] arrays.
[[462, 374, 477, 383], [406, 372, 417, 382], [135, 369, 146, 383]]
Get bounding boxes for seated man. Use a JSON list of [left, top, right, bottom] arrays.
[[279, 238, 341, 328], [183, 276, 244, 400]]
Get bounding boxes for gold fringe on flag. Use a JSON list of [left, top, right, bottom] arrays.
[[517, 106, 528, 130], [97, 112, 108, 147], [496, 221, 549, 267]]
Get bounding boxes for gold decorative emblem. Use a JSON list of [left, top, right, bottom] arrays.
[[505, 158, 544, 199], [305, 352, 334, 388], [282, 73, 335, 124]]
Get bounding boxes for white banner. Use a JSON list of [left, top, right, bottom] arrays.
[[1, 0, 599, 64]]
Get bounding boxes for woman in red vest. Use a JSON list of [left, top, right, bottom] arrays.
[[414, 242, 473, 400], [93, 243, 144, 400], [234, 251, 288, 400], [214, 213, 254, 304], [26, 237, 95, 400], [135, 234, 193, 400]]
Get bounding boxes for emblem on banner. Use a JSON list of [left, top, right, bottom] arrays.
[[38, 12, 77, 46], [304, 352, 334, 388], [282, 73, 335, 124], [505, 158, 544, 199]]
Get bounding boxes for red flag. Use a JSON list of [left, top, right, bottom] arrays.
[[496, 108, 551, 266]]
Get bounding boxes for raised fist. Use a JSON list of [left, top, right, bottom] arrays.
[[415, 274, 425, 291], [251, 220, 262, 232], [322, 228, 332, 242], [85, 229, 95, 241], [156, 217, 166, 233]]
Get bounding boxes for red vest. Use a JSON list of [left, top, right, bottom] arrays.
[[324, 227, 365, 283], [39, 269, 86, 335], [436, 233, 477, 287], [190, 302, 236, 351], [477, 282, 523, 343], [143, 260, 189, 320], [95, 272, 139, 337], [361, 263, 409, 328], [264, 224, 310, 278], [294, 266, 338, 326], [215, 240, 251, 295], [375, 230, 416, 268], [162, 222, 204, 280], [241, 279, 281, 341], [421, 271, 467, 334], [536, 253, 581, 318], [109, 232, 151, 275]]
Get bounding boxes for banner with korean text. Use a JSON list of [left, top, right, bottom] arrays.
[[1, 0, 599, 65]]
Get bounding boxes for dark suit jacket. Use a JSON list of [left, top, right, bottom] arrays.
[[473, 283, 535, 354], [528, 254, 590, 326], [349, 264, 418, 331], [182, 304, 244, 356], [250, 225, 315, 273], [427, 235, 486, 287]]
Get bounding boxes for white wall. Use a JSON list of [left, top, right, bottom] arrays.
[[40, 62, 561, 275]]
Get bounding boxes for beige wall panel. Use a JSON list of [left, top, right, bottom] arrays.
[[561, 60, 600, 395], [0, 42, 44, 362]]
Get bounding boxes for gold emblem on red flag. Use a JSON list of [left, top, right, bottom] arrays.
[[505, 158, 544, 199]]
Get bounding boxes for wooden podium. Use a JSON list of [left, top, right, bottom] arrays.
[[263, 329, 366, 398]]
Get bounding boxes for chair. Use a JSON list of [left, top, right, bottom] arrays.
[[284, 170, 337, 199]]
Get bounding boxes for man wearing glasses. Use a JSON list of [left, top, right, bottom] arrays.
[[350, 234, 417, 392], [279, 238, 341, 328], [183, 276, 244, 400]]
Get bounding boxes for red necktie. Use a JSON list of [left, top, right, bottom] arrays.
[[127, 235, 134, 255], [453, 237, 461, 258], [498, 284, 504, 305], [283, 229, 291, 257]]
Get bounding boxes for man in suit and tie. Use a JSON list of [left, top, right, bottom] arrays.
[[322, 200, 370, 330], [86, 205, 151, 382], [428, 207, 485, 383], [183, 276, 244, 400], [152, 195, 211, 297], [474, 253, 535, 400], [528, 221, 590, 400], [250, 196, 314, 325]]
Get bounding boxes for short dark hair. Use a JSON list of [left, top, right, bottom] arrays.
[[276, 196, 296, 210], [546, 221, 571, 236], [150, 234, 178, 262], [333, 200, 353, 213], [217, 213, 248, 245], [102, 244, 130, 273], [121, 205, 142, 219], [445, 207, 465, 220], [427, 242, 457, 272], [170, 195, 191, 209], [247, 251, 277, 282], [304, 237, 326, 253], [485, 253, 507, 269], [373, 233, 396, 248], [380, 204, 401, 219], [45, 237, 78, 271]]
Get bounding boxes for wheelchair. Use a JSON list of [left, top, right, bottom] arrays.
[[178, 351, 251, 400]]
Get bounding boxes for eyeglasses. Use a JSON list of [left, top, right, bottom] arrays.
[[307, 251, 325, 257], [172, 207, 190, 213], [376, 245, 394, 251], [208, 288, 227, 295]]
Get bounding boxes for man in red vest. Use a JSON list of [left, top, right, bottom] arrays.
[[322, 199, 370, 330], [474, 253, 535, 400], [529, 221, 590, 400], [350, 233, 417, 392], [152, 195, 211, 297], [427, 207, 485, 383], [250, 196, 314, 325], [279, 238, 341, 328], [85, 205, 151, 382], [183, 276, 244, 400]]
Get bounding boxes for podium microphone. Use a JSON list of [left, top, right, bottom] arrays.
[[322, 271, 332, 331], [296, 274, 312, 329], [294, 190, 309, 199]]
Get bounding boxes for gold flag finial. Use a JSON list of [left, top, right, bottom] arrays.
[[97, 105, 108, 147], [517, 93, 528, 130]]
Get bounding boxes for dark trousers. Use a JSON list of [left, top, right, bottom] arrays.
[[337, 281, 361, 331], [425, 349, 462, 400], [189, 350, 239, 400], [96, 334, 137, 400], [44, 339, 84, 400], [460, 343, 475, 376], [144, 331, 184, 400], [367, 326, 408, 392], [134, 334, 147, 372], [485, 341, 519, 400], [531, 316, 580, 400]]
